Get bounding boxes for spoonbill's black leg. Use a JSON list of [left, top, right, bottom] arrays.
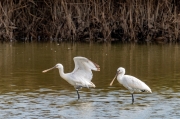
[[76, 89, 80, 99], [131, 94, 134, 104]]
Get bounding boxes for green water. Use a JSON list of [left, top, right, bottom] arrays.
[[0, 43, 180, 118]]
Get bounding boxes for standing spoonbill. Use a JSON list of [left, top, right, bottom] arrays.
[[110, 67, 152, 104], [42, 56, 100, 99]]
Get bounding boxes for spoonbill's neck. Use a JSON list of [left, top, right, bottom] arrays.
[[58, 67, 67, 80], [117, 73, 125, 80], [117, 74, 124, 78]]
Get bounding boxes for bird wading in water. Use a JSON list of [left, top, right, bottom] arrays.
[[42, 56, 100, 99], [110, 67, 152, 104]]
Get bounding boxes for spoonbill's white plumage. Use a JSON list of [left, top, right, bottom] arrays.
[[42, 56, 100, 99], [110, 67, 152, 104]]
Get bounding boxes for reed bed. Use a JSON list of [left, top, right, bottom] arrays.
[[0, 0, 179, 43]]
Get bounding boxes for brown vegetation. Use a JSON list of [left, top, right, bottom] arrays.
[[0, 0, 180, 43]]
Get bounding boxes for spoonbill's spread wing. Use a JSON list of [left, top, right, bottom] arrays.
[[72, 57, 100, 81]]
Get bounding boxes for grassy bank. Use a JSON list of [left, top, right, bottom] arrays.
[[0, 0, 179, 43]]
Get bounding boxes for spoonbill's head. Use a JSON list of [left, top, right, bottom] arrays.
[[55, 63, 63, 69], [110, 67, 125, 86], [42, 63, 63, 73], [117, 67, 125, 75]]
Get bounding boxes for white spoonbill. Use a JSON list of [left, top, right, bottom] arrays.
[[110, 67, 152, 104], [42, 56, 100, 99]]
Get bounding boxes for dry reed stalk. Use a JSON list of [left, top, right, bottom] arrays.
[[0, 0, 179, 43], [175, 10, 179, 41]]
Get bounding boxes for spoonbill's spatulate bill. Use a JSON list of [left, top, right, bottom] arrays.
[[110, 67, 152, 104], [42, 56, 100, 99]]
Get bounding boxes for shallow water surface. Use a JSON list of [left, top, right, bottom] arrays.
[[0, 43, 180, 118]]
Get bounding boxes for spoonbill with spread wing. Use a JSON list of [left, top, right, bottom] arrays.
[[42, 56, 100, 99], [110, 67, 152, 104]]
